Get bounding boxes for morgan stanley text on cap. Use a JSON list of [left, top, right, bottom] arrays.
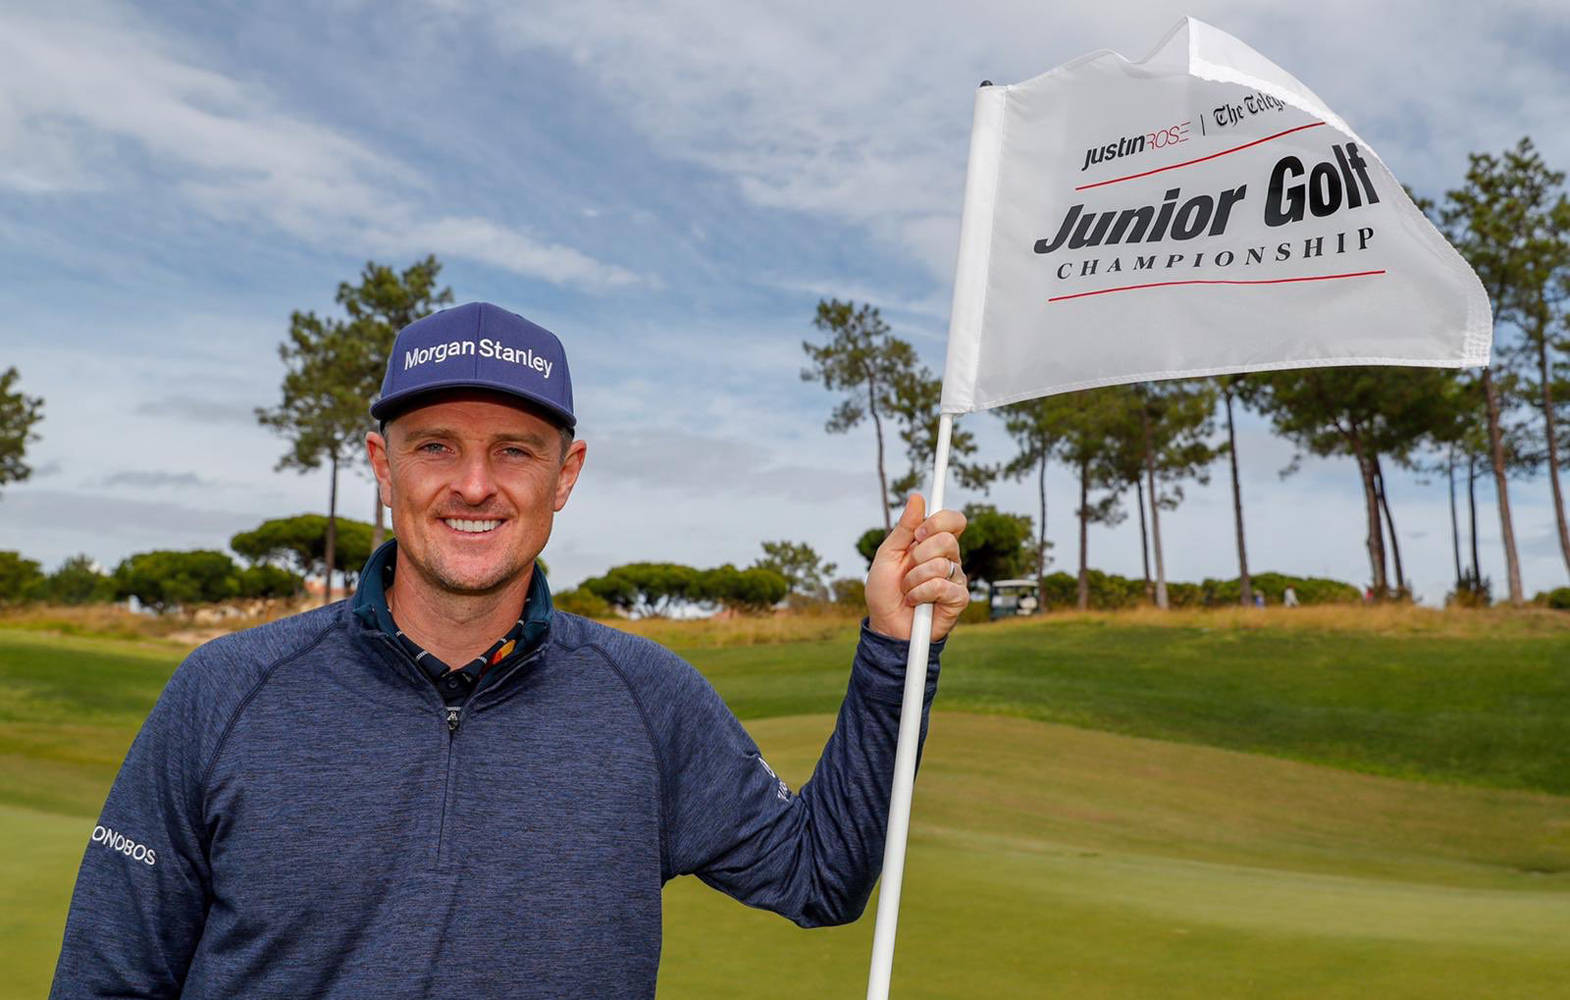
[[371, 302, 575, 428]]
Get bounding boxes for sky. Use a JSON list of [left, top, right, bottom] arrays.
[[3, 0, 1569, 604]]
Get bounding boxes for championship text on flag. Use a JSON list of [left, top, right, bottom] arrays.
[[867, 17, 1493, 1000]]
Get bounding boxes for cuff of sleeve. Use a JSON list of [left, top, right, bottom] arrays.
[[851, 618, 945, 704]]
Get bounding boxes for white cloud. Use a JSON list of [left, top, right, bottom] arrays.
[[0, 1, 645, 290], [452, 0, 1570, 281]]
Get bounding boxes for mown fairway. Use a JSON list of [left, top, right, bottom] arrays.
[[4, 613, 1568, 998]]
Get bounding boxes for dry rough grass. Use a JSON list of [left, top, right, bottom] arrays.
[[1005, 602, 1570, 639], [5, 598, 1561, 651], [602, 608, 862, 648], [0, 599, 312, 648]]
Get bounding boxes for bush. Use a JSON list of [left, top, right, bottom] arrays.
[[1201, 572, 1359, 606], [1036, 570, 1145, 610], [0, 550, 43, 604], [1536, 587, 1570, 611], [1028, 570, 1360, 611], [830, 577, 866, 610], [113, 550, 241, 613], [959, 599, 991, 625], [580, 562, 704, 617], [698, 565, 789, 613], [231, 514, 383, 589], [555, 586, 612, 619], [37, 554, 116, 605], [238, 564, 302, 599]]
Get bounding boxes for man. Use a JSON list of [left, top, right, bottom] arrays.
[[51, 302, 969, 999]]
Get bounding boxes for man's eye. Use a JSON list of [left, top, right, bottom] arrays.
[[501, 446, 532, 459], [418, 442, 449, 454]]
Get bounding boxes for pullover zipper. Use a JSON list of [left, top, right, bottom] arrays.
[[437, 705, 460, 867], [369, 632, 547, 868]]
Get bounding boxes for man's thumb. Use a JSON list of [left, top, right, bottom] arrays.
[[877, 494, 926, 559]]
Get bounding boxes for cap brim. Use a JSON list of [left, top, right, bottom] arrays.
[[370, 379, 576, 429]]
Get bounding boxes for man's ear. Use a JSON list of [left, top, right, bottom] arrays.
[[366, 430, 393, 508], [553, 439, 587, 512]]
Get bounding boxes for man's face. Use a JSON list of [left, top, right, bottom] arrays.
[[366, 391, 586, 597]]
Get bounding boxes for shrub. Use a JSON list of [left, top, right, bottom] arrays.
[[230, 514, 382, 589], [38, 554, 116, 605], [698, 565, 789, 613], [555, 586, 612, 619], [1537, 587, 1570, 611], [1201, 572, 1359, 606], [580, 562, 704, 617], [238, 565, 302, 599], [0, 550, 43, 604], [113, 550, 241, 613], [830, 577, 866, 610]]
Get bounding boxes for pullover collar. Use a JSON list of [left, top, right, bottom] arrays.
[[352, 539, 553, 699]]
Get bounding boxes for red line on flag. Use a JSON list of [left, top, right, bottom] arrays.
[[1074, 121, 1327, 191], [1047, 269, 1386, 303]]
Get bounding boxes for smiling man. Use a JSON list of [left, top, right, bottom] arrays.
[[50, 302, 969, 999]]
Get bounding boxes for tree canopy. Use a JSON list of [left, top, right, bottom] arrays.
[[753, 540, 837, 600], [113, 550, 242, 612], [230, 514, 381, 587], [801, 299, 919, 531], [0, 367, 44, 493]]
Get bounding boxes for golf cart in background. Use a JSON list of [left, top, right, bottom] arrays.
[[987, 579, 1040, 620]]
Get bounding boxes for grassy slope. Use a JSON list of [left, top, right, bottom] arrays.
[[676, 616, 1570, 794], [4, 615, 1569, 997], [660, 714, 1570, 999]]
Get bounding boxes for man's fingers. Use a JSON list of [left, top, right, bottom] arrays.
[[912, 508, 967, 545], [907, 532, 960, 569], [901, 556, 962, 594], [875, 494, 926, 561], [903, 574, 969, 607]]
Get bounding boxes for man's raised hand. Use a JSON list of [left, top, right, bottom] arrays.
[[866, 495, 969, 642]]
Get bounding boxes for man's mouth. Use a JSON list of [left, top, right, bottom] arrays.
[[442, 518, 503, 534]]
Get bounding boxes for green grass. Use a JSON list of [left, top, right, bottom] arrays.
[[659, 715, 1570, 999], [676, 618, 1570, 794], [4, 619, 1569, 998]]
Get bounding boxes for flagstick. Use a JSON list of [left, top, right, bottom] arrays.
[[866, 411, 954, 1000]]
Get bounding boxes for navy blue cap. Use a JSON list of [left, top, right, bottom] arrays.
[[371, 302, 575, 428]]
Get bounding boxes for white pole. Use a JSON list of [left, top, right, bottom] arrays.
[[865, 411, 954, 1000]]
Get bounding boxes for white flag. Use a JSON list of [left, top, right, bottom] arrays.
[[939, 17, 1492, 414]]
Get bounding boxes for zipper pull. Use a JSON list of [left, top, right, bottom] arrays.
[[445, 706, 461, 735]]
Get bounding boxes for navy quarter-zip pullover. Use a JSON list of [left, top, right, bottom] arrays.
[[50, 595, 943, 998]]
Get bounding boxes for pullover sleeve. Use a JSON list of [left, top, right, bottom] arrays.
[[50, 658, 213, 998], [660, 621, 943, 927]]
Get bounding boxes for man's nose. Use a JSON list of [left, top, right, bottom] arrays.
[[451, 452, 498, 506]]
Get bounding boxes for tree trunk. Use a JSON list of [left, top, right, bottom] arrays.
[[1467, 452, 1481, 588], [1447, 447, 1462, 589], [1374, 455, 1404, 597], [1140, 402, 1169, 610], [371, 483, 385, 551], [868, 379, 891, 532], [1537, 334, 1570, 579], [1481, 368, 1524, 604], [1225, 389, 1252, 606], [1077, 457, 1090, 611], [1349, 432, 1387, 596], [324, 454, 339, 606], [1135, 484, 1152, 603], [1036, 451, 1048, 600]]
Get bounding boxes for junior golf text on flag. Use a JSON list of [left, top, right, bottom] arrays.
[[938, 17, 1492, 414]]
